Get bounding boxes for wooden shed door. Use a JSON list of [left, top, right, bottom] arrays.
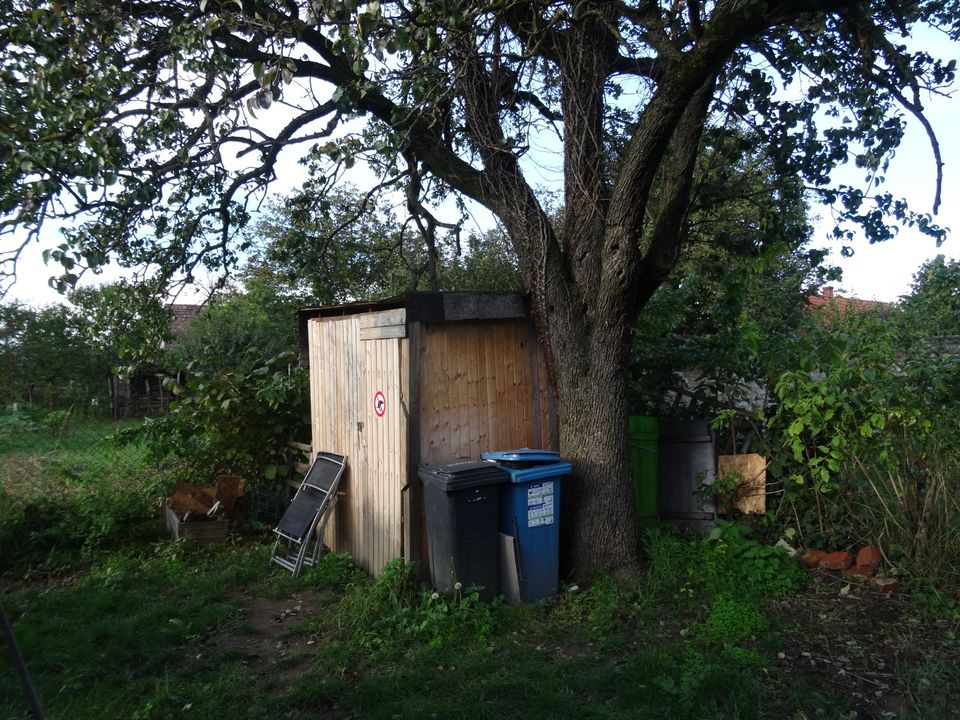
[[308, 313, 405, 576], [357, 332, 405, 574]]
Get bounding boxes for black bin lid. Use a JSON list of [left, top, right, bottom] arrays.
[[418, 459, 507, 492]]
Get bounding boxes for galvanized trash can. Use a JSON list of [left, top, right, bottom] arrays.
[[658, 420, 717, 536]]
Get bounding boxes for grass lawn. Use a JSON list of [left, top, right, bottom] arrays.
[[2, 419, 958, 719], [2, 539, 958, 720], [0, 417, 179, 573]]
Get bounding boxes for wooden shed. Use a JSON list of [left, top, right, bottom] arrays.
[[297, 292, 557, 576]]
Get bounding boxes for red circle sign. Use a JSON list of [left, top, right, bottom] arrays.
[[374, 391, 386, 417]]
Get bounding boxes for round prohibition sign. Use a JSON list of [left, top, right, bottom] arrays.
[[373, 391, 386, 417]]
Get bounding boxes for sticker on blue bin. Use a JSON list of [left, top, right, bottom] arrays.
[[527, 481, 554, 527]]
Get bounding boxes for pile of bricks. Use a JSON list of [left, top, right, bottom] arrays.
[[799, 546, 901, 593]]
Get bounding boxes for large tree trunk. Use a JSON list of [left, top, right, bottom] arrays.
[[556, 359, 638, 579], [444, 8, 722, 581], [548, 305, 639, 578]]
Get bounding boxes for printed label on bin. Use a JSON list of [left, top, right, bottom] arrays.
[[527, 481, 554, 527]]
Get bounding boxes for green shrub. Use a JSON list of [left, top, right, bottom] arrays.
[[768, 304, 960, 590], [641, 523, 803, 652], [117, 354, 308, 485], [699, 521, 805, 601]]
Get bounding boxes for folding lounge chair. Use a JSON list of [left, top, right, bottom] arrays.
[[269, 451, 347, 577]]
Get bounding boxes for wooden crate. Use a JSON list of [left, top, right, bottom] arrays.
[[717, 453, 767, 514], [165, 505, 228, 544]]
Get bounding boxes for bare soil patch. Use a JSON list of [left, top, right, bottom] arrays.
[[767, 570, 960, 719], [205, 591, 322, 677]]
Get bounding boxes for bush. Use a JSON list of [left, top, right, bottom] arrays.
[[767, 304, 960, 590], [698, 522, 805, 601], [118, 354, 309, 484]]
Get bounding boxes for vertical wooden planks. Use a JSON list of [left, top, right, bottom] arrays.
[[307, 307, 556, 580], [467, 321, 482, 457], [417, 318, 554, 463], [354, 310, 404, 575], [419, 323, 447, 464], [308, 315, 364, 560], [403, 322, 423, 566]]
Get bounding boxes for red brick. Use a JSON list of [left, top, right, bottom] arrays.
[[844, 563, 876, 580], [800, 549, 824, 568], [818, 551, 854, 570], [870, 576, 901, 593], [857, 545, 882, 568]]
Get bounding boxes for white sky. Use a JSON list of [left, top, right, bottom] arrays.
[[5, 31, 959, 308], [816, 71, 960, 302]]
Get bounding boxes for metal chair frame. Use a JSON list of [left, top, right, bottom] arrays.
[[269, 452, 347, 577]]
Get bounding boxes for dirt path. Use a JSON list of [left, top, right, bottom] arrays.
[[767, 571, 960, 718], [203, 591, 322, 677]]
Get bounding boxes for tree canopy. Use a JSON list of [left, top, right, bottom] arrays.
[[246, 183, 522, 302], [630, 136, 840, 417], [1, 0, 958, 575]]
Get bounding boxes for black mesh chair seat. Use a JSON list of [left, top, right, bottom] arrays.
[[270, 452, 347, 577]]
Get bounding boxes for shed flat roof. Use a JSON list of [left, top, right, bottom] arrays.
[[297, 291, 530, 365]]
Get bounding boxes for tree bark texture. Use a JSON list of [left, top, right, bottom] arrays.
[[549, 303, 638, 577]]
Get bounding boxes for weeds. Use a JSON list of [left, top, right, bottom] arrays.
[[640, 522, 803, 650], [703, 594, 767, 643], [0, 420, 176, 573], [314, 558, 497, 654], [2, 539, 955, 720]]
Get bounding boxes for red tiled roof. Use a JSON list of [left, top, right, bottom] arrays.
[[806, 286, 891, 314]]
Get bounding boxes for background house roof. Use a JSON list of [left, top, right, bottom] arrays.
[[806, 286, 892, 314]]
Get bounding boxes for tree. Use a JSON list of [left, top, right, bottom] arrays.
[[68, 280, 172, 369], [248, 184, 522, 301], [248, 183, 433, 303], [168, 275, 301, 372], [0, 300, 110, 410], [1, 0, 956, 575], [630, 135, 840, 418], [899, 255, 960, 338], [438, 226, 523, 292]]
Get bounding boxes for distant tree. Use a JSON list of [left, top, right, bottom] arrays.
[[248, 184, 522, 302], [68, 280, 171, 370], [248, 184, 424, 304], [438, 227, 522, 292], [167, 276, 301, 373], [893, 255, 960, 412], [899, 255, 960, 338], [630, 138, 839, 416], [0, 301, 110, 411]]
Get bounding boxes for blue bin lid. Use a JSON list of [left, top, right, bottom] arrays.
[[481, 448, 561, 464], [501, 462, 572, 483]]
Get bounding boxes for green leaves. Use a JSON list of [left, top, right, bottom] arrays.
[[769, 285, 960, 534], [134, 352, 309, 483]]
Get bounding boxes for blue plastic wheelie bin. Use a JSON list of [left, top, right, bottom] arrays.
[[481, 449, 572, 603]]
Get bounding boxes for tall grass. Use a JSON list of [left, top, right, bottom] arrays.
[[849, 432, 960, 591], [0, 415, 178, 573]]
